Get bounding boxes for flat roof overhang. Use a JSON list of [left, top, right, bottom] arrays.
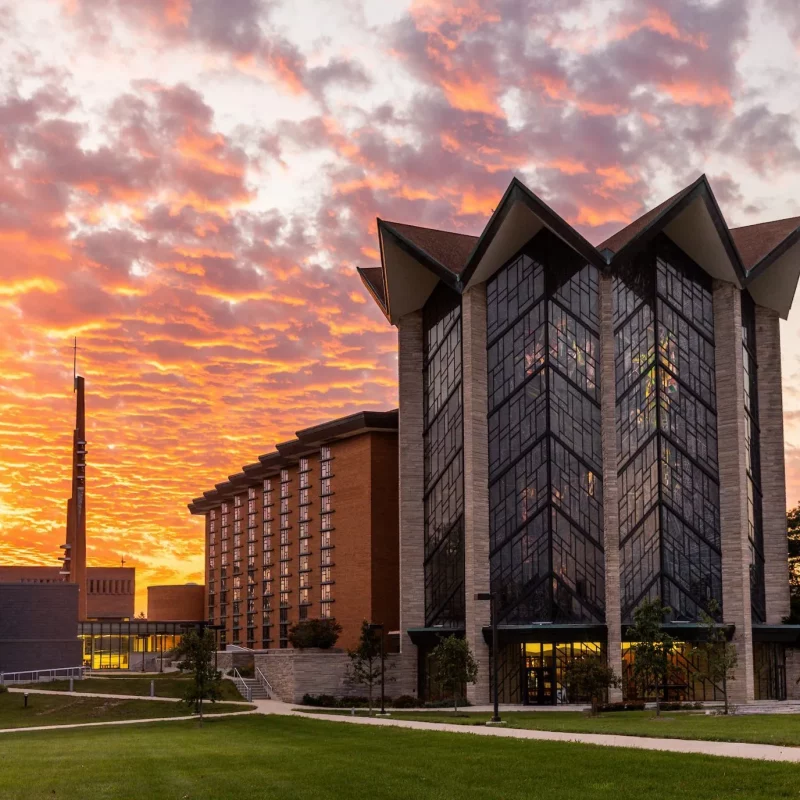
[[482, 623, 607, 646], [752, 624, 800, 644]]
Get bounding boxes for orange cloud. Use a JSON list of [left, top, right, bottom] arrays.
[[658, 80, 733, 108], [440, 75, 503, 117]]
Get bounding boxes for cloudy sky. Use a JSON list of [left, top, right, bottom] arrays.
[[2, 0, 800, 613]]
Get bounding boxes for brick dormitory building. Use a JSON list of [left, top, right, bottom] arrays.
[[188, 411, 399, 653], [358, 174, 800, 705]]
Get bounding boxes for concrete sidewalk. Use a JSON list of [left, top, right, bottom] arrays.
[[6, 687, 252, 705], [0, 710, 258, 735], [279, 703, 800, 763], [5, 689, 800, 763]]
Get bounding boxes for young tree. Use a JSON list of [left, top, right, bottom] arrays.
[[565, 655, 620, 716], [691, 600, 737, 714], [430, 635, 478, 713], [288, 618, 342, 650], [786, 504, 800, 623], [175, 627, 222, 725], [347, 621, 391, 714], [626, 598, 675, 716]]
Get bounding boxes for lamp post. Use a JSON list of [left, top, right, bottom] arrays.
[[475, 592, 500, 724], [367, 622, 386, 715]]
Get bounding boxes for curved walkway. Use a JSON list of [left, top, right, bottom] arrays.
[[5, 689, 800, 763], [269, 702, 800, 763], [6, 687, 252, 705]]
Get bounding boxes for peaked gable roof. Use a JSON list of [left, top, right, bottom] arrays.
[[358, 175, 800, 322], [731, 217, 800, 271], [383, 222, 478, 275], [600, 182, 698, 255]]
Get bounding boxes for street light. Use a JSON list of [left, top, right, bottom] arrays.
[[475, 592, 501, 724], [367, 622, 386, 715]]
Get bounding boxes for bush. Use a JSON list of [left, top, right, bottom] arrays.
[[596, 701, 646, 712], [289, 618, 343, 650], [390, 694, 419, 709], [660, 701, 704, 711], [0, 684, 7, 695], [423, 698, 472, 709]]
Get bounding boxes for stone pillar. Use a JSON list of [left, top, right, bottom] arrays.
[[397, 312, 426, 697], [599, 274, 623, 700], [755, 307, 791, 624], [713, 281, 755, 702], [461, 284, 491, 704]]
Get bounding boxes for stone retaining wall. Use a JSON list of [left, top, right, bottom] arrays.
[[254, 649, 410, 703]]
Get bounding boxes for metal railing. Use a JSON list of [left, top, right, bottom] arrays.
[[0, 666, 84, 685], [231, 668, 252, 702], [255, 667, 273, 699]]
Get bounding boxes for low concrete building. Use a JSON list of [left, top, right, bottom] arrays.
[[0, 582, 82, 674]]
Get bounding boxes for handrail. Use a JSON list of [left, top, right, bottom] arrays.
[[0, 666, 84, 685], [231, 668, 252, 702], [255, 667, 273, 698]]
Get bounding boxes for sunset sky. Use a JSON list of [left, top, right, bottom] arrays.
[[2, 0, 800, 614]]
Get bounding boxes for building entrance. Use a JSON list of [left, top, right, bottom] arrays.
[[525, 665, 555, 705]]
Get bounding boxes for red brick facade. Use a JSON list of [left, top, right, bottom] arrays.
[[189, 411, 399, 652]]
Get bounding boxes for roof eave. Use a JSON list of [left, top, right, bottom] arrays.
[[356, 266, 389, 319], [608, 176, 746, 287], [460, 177, 606, 289]]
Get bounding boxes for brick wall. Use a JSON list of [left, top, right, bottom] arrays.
[[600, 274, 624, 699], [397, 312, 425, 697], [461, 284, 491, 704], [756, 307, 791, 623], [713, 281, 755, 702]]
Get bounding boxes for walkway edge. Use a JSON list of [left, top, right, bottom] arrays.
[[287, 708, 800, 763]]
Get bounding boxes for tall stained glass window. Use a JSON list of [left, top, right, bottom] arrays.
[[614, 236, 722, 622], [742, 292, 766, 623], [423, 283, 465, 627], [486, 229, 604, 624]]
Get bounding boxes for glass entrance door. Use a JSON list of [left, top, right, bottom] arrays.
[[526, 665, 555, 705]]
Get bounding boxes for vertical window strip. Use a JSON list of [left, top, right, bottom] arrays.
[[319, 446, 334, 620]]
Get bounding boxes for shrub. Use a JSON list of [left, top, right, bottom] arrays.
[[423, 698, 472, 709], [596, 701, 646, 712], [390, 694, 419, 709], [0, 684, 7, 695], [289, 618, 343, 650]]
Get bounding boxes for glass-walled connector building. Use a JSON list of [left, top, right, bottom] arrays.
[[358, 175, 800, 704]]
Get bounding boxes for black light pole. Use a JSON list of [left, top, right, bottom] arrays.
[[368, 622, 386, 715], [475, 592, 500, 724]]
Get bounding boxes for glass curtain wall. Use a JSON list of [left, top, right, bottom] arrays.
[[614, 236, 722, 623], [423, 283, 465, 627], [742, 291, 766, 623], [486, 229, 604, 624]]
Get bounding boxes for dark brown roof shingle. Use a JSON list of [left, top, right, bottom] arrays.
[[730, 217, 800, 271], [599, 182, 697, 255], [384, 221, 478, 274]]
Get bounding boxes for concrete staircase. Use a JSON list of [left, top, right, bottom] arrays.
[[236, 676, 271, 701]]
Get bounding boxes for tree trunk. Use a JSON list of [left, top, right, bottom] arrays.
[[722, 671, 729, 715], [368, 682, 373, 716], [453, 690, 458, 714], [591, 696, 598, 717], [655, 679, 661, 717], [199, 696, 204, 727]]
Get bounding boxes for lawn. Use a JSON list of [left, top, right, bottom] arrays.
[[298, 708, 800, 748], [0, 715, 797, 800], [0, 691, 252, 729], [16, 672, 243, 701]]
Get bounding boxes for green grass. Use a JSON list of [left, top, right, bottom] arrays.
[[0, 715, 797, 799], [298, 708, 800, 748], [16, 673, 243, 701], [0, 691, 252, 729]]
